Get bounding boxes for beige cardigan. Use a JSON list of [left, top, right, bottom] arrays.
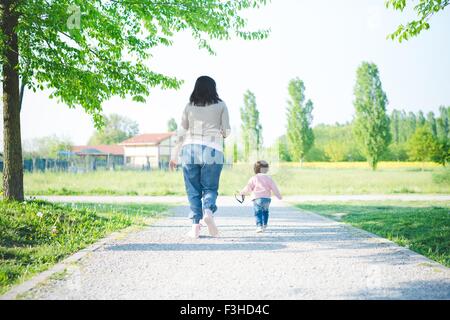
[[171, 101, 231, 161]]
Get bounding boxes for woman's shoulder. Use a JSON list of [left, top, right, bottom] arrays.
[[208, 100, 226, 108], [216, 100, 228, 112], [206, 100, 227, 111]]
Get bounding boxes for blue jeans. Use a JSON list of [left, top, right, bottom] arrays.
[[181, 144, 224, 224], [253, 198, 271, 227]]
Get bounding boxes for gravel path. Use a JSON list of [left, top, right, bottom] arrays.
[[24, 198, 450, 300]]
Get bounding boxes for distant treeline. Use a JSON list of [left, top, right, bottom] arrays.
[[277, 106, 449, 163]]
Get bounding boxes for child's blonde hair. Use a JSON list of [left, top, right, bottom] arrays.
[[254, 160, 269, 174]]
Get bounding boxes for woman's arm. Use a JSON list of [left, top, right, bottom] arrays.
[[221, 103, 231, 138], [170, 106, 189, 168]]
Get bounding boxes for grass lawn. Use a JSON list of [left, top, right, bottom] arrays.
[[295, 201, 450, 267], [0, 200, 168, 295], [18, 162, 450, 196]]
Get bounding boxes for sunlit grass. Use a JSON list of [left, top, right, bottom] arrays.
[[13, 162, 450, 196], [282, 161, 441, 169]]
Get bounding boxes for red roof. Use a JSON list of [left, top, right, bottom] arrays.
[[72, 145, 124, 156], [120, 133, 175, 145]]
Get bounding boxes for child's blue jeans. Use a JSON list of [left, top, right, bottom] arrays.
[[181, 144, 224, 224], [253, 198, 271, 227]]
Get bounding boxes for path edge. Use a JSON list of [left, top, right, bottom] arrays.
[[285, 201, 450, 271], [0, 208, 176, 300]]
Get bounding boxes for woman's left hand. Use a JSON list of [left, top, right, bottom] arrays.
[[169, 159, 178, 171]]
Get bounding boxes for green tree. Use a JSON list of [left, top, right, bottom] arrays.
[[240, 90, 263, 160], [0, 0, 269, 201], [311, 123, 365, 162], [435, 106, 450, 165], [433, 142, 450, 166], [390, 109, 401, 144], [398, 110, 409, 143], [406, 112, 417, 139], [88, 114, 139, 145], [167, 118, 178, 132], [427, 111, 438, 137], [286, 78, 314, 163], [323, 141, 349, 162], [233, 141, 239, 164], [387, 143, 409, 161], [417, 110, 426, 126], [407, 126, 439, 162], [25, 135, 73, 159], [392, 109, 422, 144], [436, 106, 449, 141], [386, 0, 450, 42], [388, 109, 444, 162], [276, 135, 292, 162], [304, 147, 329, 162], [353, 62, 391, 170]]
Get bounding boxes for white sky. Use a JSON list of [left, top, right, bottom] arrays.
[[11, 0, 450, 148]]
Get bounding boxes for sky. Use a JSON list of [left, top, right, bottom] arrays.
[[11, 0, 450, 148]]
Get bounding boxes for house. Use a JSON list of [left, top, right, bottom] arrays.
[[71, 145, 125, 170], [119, 133, 176, 170], [68, 133, 177, 171]]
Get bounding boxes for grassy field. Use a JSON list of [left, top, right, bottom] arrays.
[[0, 200, 168, 295], [19, 162, 450, 196], [295, 201, 450, 267]]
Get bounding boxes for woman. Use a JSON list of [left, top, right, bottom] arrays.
[[169, 76, 231, 239]]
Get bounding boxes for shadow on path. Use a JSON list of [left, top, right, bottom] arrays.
[[107, 242, 286, 251]]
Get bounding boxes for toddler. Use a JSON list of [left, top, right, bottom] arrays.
[[240, 160, 282, 233]]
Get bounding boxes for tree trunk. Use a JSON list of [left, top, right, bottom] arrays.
[[19, 77, 25, 112], [370, 157, 378, 171], [1, 0, 24, 201]]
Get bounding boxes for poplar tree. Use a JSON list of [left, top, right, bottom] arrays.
[[353, 62, 391, 170], [286, 78, 314, 163], [240, 90, 263, 160]]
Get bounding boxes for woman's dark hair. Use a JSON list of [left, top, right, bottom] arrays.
[[190, 76, 222, 106], [254, 160, 269, 174]]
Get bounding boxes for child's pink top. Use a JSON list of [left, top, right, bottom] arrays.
[[241, 173, 282, 201]]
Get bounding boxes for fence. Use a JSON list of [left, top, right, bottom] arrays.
[[0, 157, 233, 173], [22, 158, 69, 172]]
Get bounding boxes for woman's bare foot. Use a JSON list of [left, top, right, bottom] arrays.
[[187, 224, 201, 239], [203, 209, 219, 237]]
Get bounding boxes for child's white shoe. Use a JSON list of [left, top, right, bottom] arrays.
[[188, 224, 201, 239], [256, 226, 264, 233], [262, 225, 267, 231], [203, 209, 219, 237]]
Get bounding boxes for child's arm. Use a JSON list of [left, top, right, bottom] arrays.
[[240, 177, 255, 196], [270, 178, 282, 200]]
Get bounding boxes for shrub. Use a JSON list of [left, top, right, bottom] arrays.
[[432, 169, 450, 185]]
